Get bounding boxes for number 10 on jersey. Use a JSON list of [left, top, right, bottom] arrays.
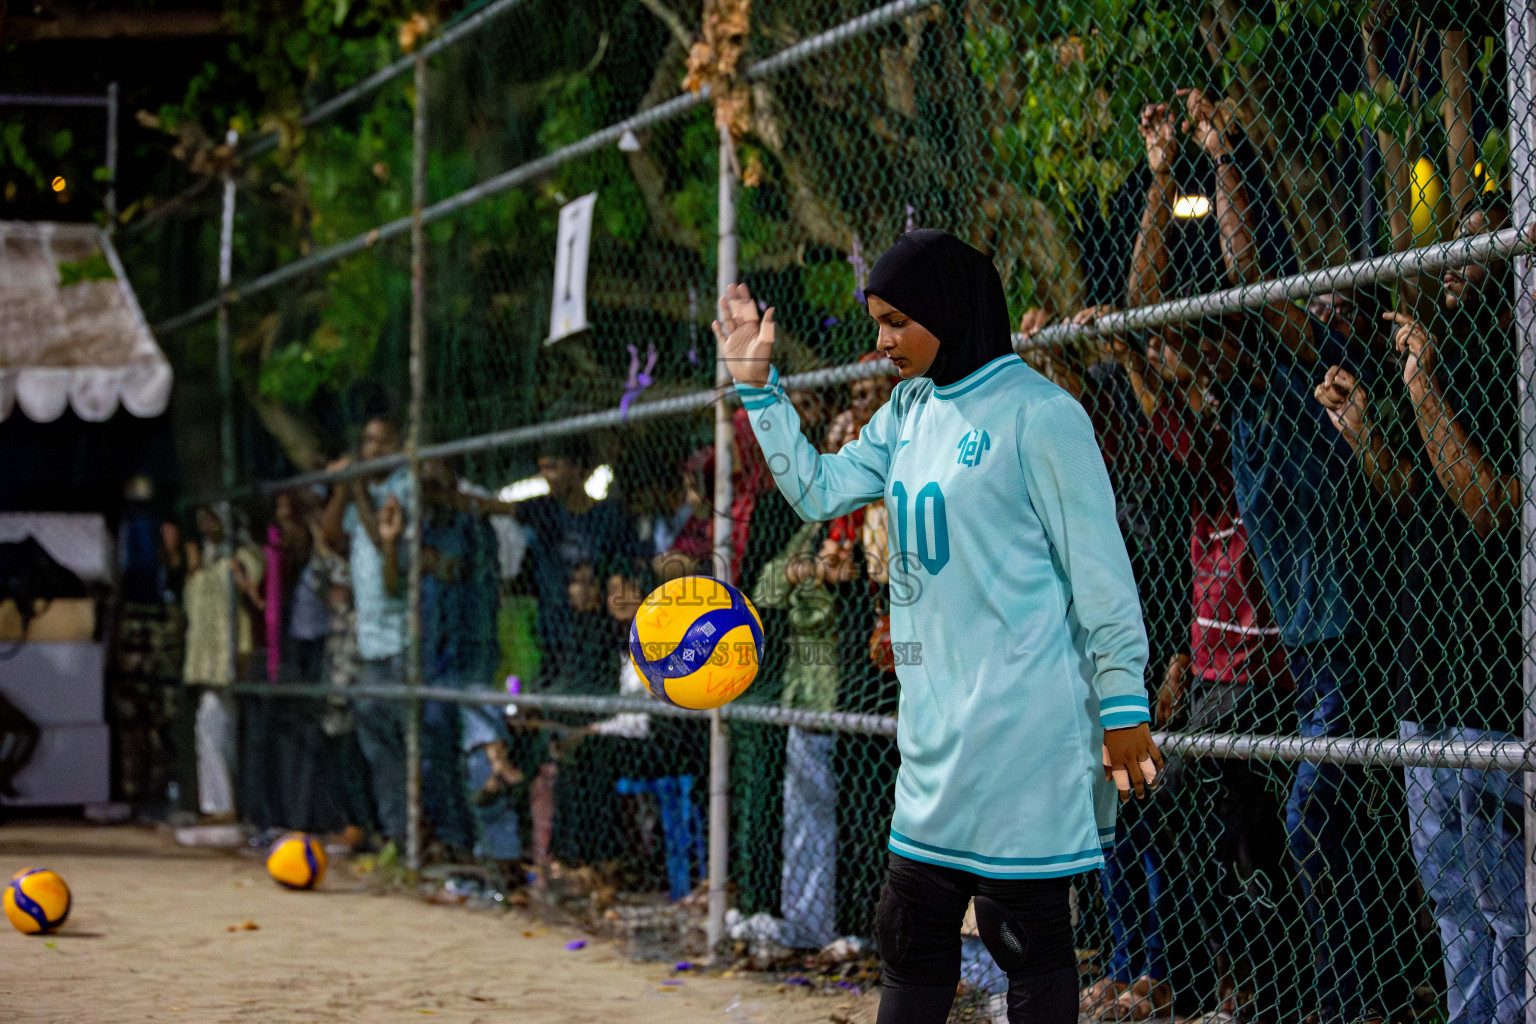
[[889, 481, 949, 575]]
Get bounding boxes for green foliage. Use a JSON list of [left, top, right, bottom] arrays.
[[0, 121, 43, 188], [665, 116, 721, 251], [162, 0, 410, 137], [0, 121, 79, 194], [537, 75, 651, 246], [56, 251, 115, 288], [964, 0, 1202, 222], [1317, 87, 1416, 146], [145, 0, 424, 409], [44, 130, 73, 161], [259, 256, 409, 404], [1480, 128, 1510, 189], [799, 259, 861, 320]]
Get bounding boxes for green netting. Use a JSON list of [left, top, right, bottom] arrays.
[[141, 0, 1536, 1019]]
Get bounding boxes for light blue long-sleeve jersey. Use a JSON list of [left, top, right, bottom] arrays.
[[737, 355, 1150, 878]]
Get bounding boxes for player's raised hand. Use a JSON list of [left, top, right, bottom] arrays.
[[713, 282, 776, 387]]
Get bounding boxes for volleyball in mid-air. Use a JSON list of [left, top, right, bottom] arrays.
[[5, 868, 71, 935], [629, 576, 763, 710], [266, 834, 327, 890]]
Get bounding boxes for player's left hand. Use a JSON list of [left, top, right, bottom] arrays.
[[1102, 722, 1164, 802]]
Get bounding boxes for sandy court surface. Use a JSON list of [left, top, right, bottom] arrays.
[[0, 822, 878, 1024]]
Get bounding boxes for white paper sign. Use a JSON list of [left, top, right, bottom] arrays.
[[547, 192, 597, 344]]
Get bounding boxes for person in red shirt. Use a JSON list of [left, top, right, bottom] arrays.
[[1087, 310, 1292, 1022], [655, 408, 772, 583]]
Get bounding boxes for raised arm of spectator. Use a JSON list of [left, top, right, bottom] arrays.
[[1123, 102, 1221, 416], [1312, 365, 1418, 510], [378, 497, 405, 596], [230, 550, 266, 612], [1065, 305, 1166, 421], [349, 477, 387, 552], [1388, 312, 1519, 535], [464, 492, 524, 521], [1127, 103, 1179, 311], [320, 457, 353, 548], [1181, 88, 1320, 365]]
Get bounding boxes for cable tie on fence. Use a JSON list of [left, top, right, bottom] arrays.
[[620, 343, 658, 423]]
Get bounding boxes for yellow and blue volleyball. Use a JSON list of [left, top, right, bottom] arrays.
[[629, 576, 763, 710], [266, 834, 327, 890], [5, 868, 71, 935]]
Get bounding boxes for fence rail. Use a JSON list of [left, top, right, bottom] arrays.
[[229, 683, 1536, 771]]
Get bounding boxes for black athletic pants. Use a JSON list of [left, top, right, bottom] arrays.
[[875, 853, 1077, 1024]]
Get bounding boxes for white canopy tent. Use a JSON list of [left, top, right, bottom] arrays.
[[0, 221, 172, 423]]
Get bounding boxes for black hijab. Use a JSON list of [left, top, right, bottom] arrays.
[[864, 229, 1014, 387]]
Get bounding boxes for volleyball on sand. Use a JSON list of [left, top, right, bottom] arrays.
[[5, 868, 71, 935], [629, 576, 763, 710], [266, 834, 327, 890]]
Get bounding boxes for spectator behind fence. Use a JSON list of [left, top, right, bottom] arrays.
[[572, 571, 711, 897], [1051, 103, 1295, 1021], [321, 415, 413, 852], [654, 408, 770, 583], [508, 438, 648, 881], [1175, 88, 1391, 1024], [299, 521, 372, 850], [1087, 307, 1294, 1022], [244, 490, 335, 841], [748, 358, 894, 950], [278, 492, 329, 683], [655, 447, 717, 581], [181, 506, 264, 824], [418, 461, 525, 866], [416, 460, 496, 858], [542, 560, 629, 866], [643, 465, 698, 562], [517, 435, 644, 678], [1314, 195, 1525, 1024], [112, 477, 189, 811]]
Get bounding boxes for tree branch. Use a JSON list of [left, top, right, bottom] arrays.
[[638, 0, 694, 52], [243, 382, 329, 473], [4, 11, 234, 42], [1440, 29, 1477, 215], [624, 38, 706, 251], [1210, 0, 1348, 270]]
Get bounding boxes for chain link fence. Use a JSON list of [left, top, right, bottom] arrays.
[[121, 0, 1536, 1019]]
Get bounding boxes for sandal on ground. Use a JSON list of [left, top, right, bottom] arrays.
[[1081, 977, 1131, 1016], [1114, 975, 1173, 1021]]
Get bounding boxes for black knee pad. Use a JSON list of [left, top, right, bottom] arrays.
[[974, 895, 1075, 977]]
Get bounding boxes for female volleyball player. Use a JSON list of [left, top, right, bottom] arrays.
[[714, 230, 1161, 1024]]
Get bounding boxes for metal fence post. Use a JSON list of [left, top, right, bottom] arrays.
[[216, 128, 240, 697], [1503, 0, 1536, 1016], [707, 122, 738, 958], [404, 52, 428, 874], [105, 82, 118, 231]]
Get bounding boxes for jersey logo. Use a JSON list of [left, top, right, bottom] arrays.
[[956, 429, 990, 468], [897, 440, 911, 451]]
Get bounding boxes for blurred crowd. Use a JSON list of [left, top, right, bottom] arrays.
[[1009, 88, 1523, 1024], [104, 359, 902, 902]]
